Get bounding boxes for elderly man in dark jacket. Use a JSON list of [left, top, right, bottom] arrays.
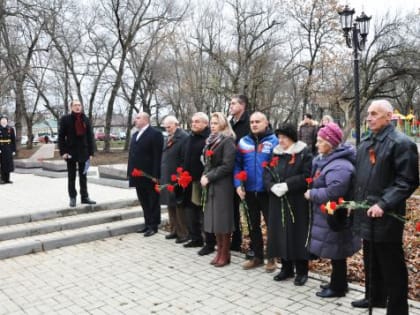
[[58, 100, 96, 207], [351, 100, 419, 314], [182, 112, 213, 253], [160, 115, 189, 243], [0, 115, 16, 184]]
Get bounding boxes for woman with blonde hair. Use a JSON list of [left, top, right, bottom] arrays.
[[200, 112, 236, 267]]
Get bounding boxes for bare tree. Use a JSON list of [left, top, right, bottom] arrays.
[[285, 0, 341, 116], [100, 0, 180, 152]]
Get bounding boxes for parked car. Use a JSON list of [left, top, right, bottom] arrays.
[[95, 132, 118, 141], [118, 131, 126, 140]]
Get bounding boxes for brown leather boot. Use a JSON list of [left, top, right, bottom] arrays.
[[215, 234, 231, 267], [210, 234, 222, 265]]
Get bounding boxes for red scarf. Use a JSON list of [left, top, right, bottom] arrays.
[[74, 113, 86, 136]]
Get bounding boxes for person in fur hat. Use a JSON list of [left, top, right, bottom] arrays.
[[264, 123, 312, 286]]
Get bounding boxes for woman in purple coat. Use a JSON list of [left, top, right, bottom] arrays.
[[304, 123, 361, 298]]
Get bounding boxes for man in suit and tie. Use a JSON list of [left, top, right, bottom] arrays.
[[128, 112, 164, 237]]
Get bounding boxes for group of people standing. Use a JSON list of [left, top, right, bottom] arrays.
[[125, 97, 418, 315], [8, 95, 418, 315]]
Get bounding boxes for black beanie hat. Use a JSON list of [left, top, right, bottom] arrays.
[[275, 123, 298, 142]]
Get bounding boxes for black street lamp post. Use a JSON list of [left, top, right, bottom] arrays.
[[338, 5, 371, 146]]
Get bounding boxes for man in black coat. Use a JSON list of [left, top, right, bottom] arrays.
[[0, 115, 16, 184], [351, 100, 419, 314], [58, 100, 96, 207], [160, 115, 189, 243], [229, 94, 250, 253], [127, 112, 164, 237], [182, 112, 214, 253]]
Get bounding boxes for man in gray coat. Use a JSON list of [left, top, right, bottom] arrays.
[[351, 100, 419, 314], [161, 115, 189, 243]]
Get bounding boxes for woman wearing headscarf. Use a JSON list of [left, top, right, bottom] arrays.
[[200, 112, 236, 267], [264, 124, 312, 286], [304, 123, 361, 298]]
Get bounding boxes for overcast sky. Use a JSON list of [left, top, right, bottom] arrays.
[[339, 0, 420, 17]]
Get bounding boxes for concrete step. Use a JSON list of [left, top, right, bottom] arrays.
[[0, 207, 142, 241], [0, 213, 168, 260], [0, 199, 139, 227]]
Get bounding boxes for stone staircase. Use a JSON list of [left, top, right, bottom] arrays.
[[0, 201, 168, 260]]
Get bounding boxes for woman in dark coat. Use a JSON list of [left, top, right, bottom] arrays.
[[264, 124, 312, 286], [304, 123, 361, 298], [200, 112, 236, 267]]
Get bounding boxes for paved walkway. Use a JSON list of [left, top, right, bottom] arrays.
[[2, 173, 135, 218], [0, 173, 419, 314], [0, 232, 419, 315]]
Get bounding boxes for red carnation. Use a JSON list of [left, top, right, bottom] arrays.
[[261, 161, 268, 168], [416, 221, 420, 232], [269, 156, 279, 168], [154, 184, 160, 193], [305, 177, 313, 185], [171, 174, 178, 182], [320, 204, 326, 214], [235, 171, 248, 182], [178, 171, 192, 189], [330, 201, 337, 210], [338, 197, 345, 205], [205, 150, 214, 157], [131, 168, 143, 177], [176, 167, 183, 174], [167, 184, 175, 192]]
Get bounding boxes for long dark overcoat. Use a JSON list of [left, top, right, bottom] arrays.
[[160, 128, 188, 207], [0, 125, 16, 172], [58, 113, 95, 162], [264, 141, 312, 260], [203, 135, 236, 234]]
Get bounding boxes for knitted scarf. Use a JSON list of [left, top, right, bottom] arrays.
[[74, 113, 86, 136]]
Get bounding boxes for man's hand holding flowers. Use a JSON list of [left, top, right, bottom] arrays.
[[367, 204, 384, 218], [236, 186, 246, 200]]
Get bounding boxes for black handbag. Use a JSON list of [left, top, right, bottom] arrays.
[[327, 207, 352, 232]]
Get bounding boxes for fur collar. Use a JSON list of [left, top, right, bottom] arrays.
[[273, 141, 307, 155]]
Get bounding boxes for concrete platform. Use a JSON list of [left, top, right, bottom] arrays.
[[98, 163, 127, 180], [14, 159, 42, 169]]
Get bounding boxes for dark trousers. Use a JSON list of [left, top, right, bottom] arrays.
[[67, 160, 88, 199], [231, 194, 242, 249], [185, 203, 203, 242], [363, 240, 408, 315], [244, 192, 269, 260], [135, 185, 161, 231], [1, 170, 10, 182], [330, 259, 347, 292], [282, 259, 308, 276]]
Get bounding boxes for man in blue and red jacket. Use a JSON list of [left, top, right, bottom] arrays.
[[234, 111, 278, 271]]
